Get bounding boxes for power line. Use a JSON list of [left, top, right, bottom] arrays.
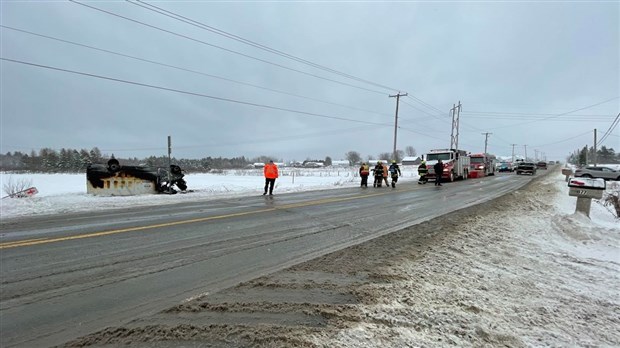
[[530, 130, 592, 147], [1, 57, 395, 127], [1, 25, 392, 119], [69, 0, 388, 95], [405, 95, 447, 116], [464, 111, 613, 117], [483, 97, 620, 130], [598, 112, 620, 145], [127, 0, 403, 93]]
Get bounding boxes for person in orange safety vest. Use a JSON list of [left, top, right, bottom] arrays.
[[263, 160, 279, 195], [359, 162, 370, 187]]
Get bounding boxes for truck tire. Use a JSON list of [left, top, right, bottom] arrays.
[[107, 159, 121, 172]]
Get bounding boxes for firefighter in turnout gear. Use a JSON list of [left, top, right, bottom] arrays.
[[359, 162, 370, 187], [382, 162, 390, 187], [388, 160, 401, 188], [418, 160, 428, 184], [372, 161, 385, 187]]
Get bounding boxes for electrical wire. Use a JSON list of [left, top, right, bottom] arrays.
[[530, 130, 593, 147], [598, 112, 620, 145], [1, 57, 395, 127], [483, 97, 620, 130], [69, 0, 387, 95], [1, 25, 392, 119], [127, 0, 403, 93]]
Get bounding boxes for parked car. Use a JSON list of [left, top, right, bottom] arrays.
[[536, 161, 547, 170], [516, 162, 537, 175], [498, 162, 514, 172], [574, 166, 620, 181]]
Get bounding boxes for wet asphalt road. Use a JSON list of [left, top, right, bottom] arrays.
[[0, 172, 538, 347]]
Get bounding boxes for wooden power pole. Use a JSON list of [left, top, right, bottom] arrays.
[[389, 92, 407, 160]]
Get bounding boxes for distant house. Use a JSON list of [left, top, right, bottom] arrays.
[[401, 156, 422, 165], [253, 162, 265, 169], [330, 160, 350, 167], [304, 162, 324, 168]]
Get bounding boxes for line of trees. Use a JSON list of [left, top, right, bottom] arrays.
[[1, 145, 420, 173], [567, 145, 619, 166], [0, 147, 254, 173]]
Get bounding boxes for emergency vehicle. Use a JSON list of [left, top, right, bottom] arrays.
[[424, 149, 470, 182], [468, 153, 497, 178]]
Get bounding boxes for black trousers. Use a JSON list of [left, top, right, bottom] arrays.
[[264, 178, 276, 194], [374, 176, 383, 187], [435, 174, 442, 186], [361, 175, 369, 187]]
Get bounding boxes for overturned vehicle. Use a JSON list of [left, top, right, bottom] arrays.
[[86, 158, 187, 196]]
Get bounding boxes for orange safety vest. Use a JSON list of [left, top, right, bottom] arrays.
[[264, 163, 279, 179], [360, 164, 369, 175]]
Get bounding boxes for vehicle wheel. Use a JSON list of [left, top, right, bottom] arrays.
[[176, 179, 187, 191], [107, 159, 121, 172], [582, 174, 592, 178]]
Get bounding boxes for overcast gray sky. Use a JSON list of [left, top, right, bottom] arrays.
[[1, 0, 618, 162]]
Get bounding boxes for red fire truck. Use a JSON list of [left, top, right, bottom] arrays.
[[468, 153, 497, 178], [425, 149, 470, 182]]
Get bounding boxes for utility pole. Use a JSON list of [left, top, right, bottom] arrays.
[[593, 128, 597, 167], [482, 132, 492, 154], [511, 144, 517, 163], [450, 101, 462, 150], [167, 135, 172, 168], [534, 149, 539, 162], [389, 92, 407, 160], [523, 145, 528, 161]]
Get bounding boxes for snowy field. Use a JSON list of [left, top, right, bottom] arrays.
[[0, 166, 418, 219]]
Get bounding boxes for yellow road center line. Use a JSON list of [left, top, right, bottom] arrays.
[[0, 187, 411, 249]]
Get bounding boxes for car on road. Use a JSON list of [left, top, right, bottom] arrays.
[[574, 166, 620, 181], [498, 162, 514, 172], [516, 162, 537, 175], [536, 161, 548, 170]]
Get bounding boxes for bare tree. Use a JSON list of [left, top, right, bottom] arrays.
[[394, 150, 405, 162], [378, 152, 392, 161], [2, 176, 33, 197], [345, 151, 361, 165], [405, 146, 417, 157]]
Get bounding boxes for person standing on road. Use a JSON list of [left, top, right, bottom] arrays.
[[372, 161, 385, 187], [359, 162, 370, 188], [388, 160, 401, 188], [263, 160, 279, 195], [418, 160, 428, 184], [382, 162, 390, 188], [434, 159, 443, 186]]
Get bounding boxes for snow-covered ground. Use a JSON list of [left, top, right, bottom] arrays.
[[2, 167, 619, 347], [0, 167, 418, 219]]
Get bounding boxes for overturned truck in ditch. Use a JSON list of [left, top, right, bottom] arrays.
[[86, 158, 187, 196]]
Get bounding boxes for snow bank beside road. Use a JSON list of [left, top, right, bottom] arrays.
[[299, 173, 619, 347]]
